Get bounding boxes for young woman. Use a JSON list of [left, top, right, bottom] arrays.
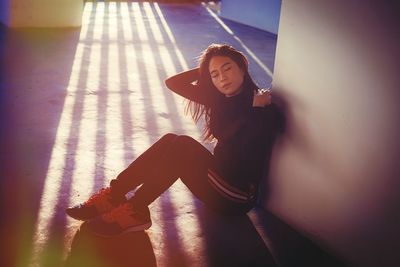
[[66, 43, 281, 237]]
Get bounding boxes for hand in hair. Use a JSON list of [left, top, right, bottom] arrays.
[[253, 88, 272, 107]]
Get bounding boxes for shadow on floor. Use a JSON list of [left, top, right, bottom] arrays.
[[65, 223, 157, 267], [0, 25, 81, 267], [199, 209, 277, 267], [64, 208, 277, 267], [252, 207, 348, 267]]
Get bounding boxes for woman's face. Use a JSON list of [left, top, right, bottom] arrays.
[[208, 56, 245, 97]]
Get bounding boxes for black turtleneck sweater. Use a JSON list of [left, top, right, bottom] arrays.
[[209, 87, 279, 193], [165, 69, 280, 194]]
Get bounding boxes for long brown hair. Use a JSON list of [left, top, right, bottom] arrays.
[[186, 43, 259, 141]]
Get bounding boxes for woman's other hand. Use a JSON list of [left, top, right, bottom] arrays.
[[253, 88, 272, 107]]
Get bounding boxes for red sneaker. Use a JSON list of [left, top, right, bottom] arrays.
[[66, 187, 125, 221], [85, 203, 152, 237]]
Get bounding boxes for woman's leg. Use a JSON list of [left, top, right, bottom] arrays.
[[110, 133, 179, 197], [129, 135, 209, 209], [130, 135, 252, 215], [66, 133, 179, 220], [85, 135, 253, 236]]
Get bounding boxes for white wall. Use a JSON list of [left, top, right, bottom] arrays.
[[220, 0, 281, 34], [2, 0, 82, 27], [265, 1, 400, 266]]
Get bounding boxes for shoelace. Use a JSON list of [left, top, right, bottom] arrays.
[[85, 187, 111, 210], [102, 203, 134, 223]]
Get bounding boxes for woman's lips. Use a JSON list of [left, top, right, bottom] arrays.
[[222, 83, 231, 89]]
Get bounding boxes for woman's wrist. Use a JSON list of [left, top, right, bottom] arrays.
[[252, 88, 272, 107]]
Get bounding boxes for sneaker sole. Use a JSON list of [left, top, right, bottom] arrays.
[[65, 209, 99, 221], [92, 222, 152, 238], [66, 213, 95, 221]]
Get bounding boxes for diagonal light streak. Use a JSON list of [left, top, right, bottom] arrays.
[[203, 4, 273, 78], [29, 46, 84, 267], [67, 43, 99, 205], [141, 3, 198, 144], [144, 2, 207, 264], [93, 2, 105, 41], [153, 3, 188, 70], [120, 2, 152, 151], [104, 2, 125, 178], [29, 3, 95, 266], [131, 3, 172, 133]]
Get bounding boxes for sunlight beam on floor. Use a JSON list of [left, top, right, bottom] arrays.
[[143, 2, 202, 137], [132, 3, 172, 133], [104, 2, 125, 179], [120, 2, 152, 152], [145, 2, 207, 264], [153, 3, 203, 139], [143, 2, 164, 44], [29, 4, 94, 266], [68, 43, 99, 204], [108, 2, 118, 41], [61, 6, 106, 257], [80, 2, 93, 41], [29, 46, 83, 267], [153, 3, 188, 70]]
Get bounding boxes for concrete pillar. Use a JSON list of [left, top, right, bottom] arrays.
[[0, 0, 83, 27], [266, 1, 400, 266]]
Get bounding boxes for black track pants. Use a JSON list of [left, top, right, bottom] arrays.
[[109, 133, 254, 215]]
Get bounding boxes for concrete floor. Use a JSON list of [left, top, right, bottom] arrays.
[[0, 2, 344, 267]]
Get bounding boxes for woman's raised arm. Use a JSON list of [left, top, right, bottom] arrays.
[[165, 68, 207, 104]]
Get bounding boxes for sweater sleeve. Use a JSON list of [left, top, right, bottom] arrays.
[[240, 103, 282, 149], [240, 104, 281, 182], [256, 104, 280, 136], [164, 68, 208, 105]]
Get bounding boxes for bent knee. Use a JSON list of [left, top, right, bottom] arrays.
[[161, 133, 178, 140], [174, 135, 208, 156], [175, 135, 198, 146]]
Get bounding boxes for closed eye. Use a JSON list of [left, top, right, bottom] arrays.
[[222, 66, 231, 72]]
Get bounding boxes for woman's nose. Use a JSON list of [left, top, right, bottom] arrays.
[[220, 73, 227, 81]]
